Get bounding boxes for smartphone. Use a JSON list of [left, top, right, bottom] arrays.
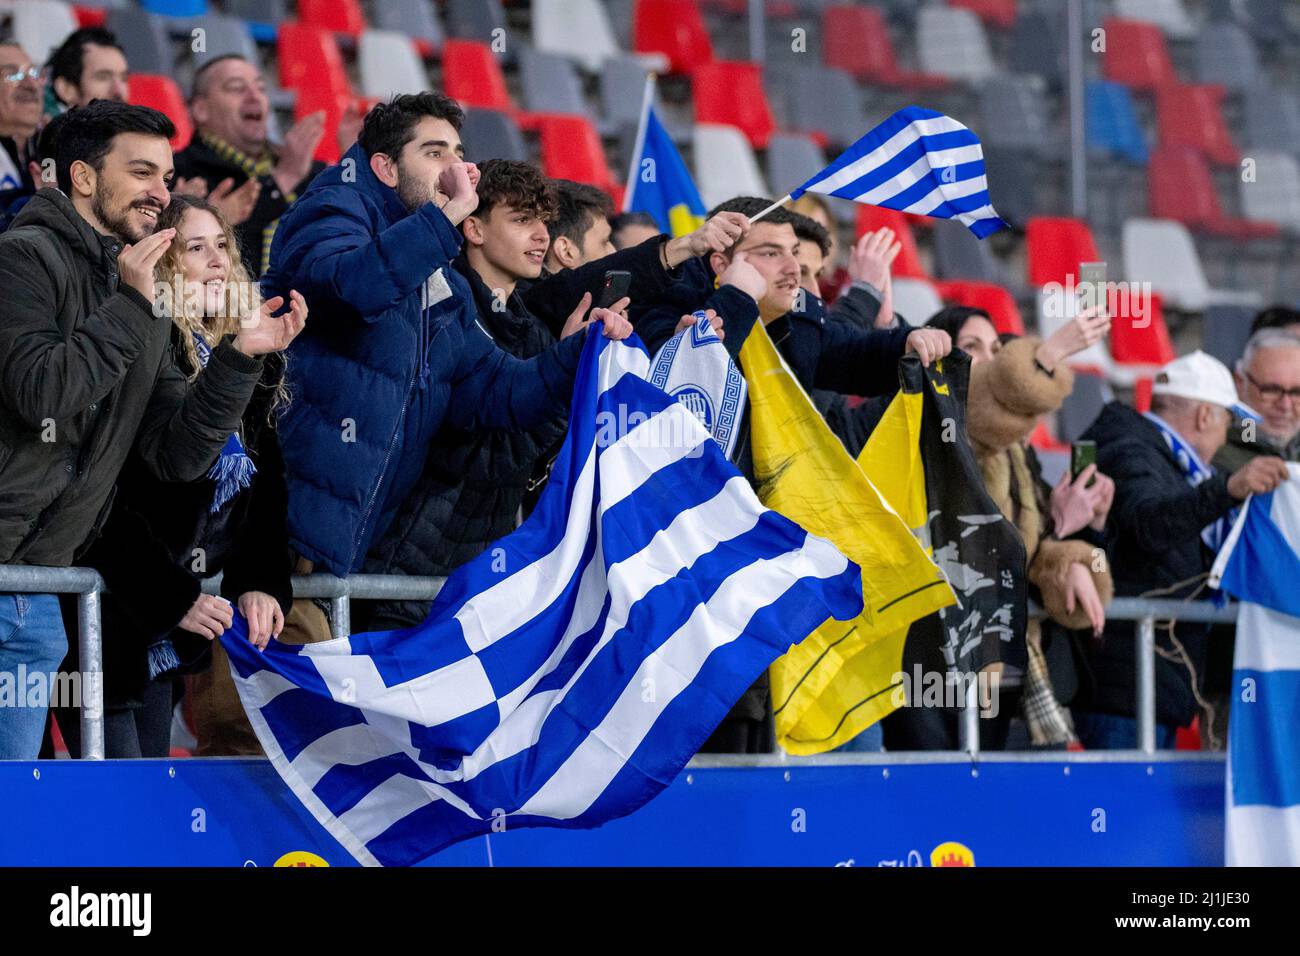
[[1079, 261, 1107, 314], [595, 270, 632, 310], [1071, 440, 1097, 484]]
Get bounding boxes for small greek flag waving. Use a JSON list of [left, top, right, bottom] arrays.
[[221, 328, 863, 866], [790, 106, 1008, 238]]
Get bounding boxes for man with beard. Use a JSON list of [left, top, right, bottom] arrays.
[[46, 27, 130, 110], [264, 92, 633, 588], [0, 100, 303, 758]]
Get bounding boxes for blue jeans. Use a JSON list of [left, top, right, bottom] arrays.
[[834, 721, 884, 752], [1073, 710, 1178, 750], [0, 594, 68, 759]]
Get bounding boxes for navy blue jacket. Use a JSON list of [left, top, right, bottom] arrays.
[[263, 143, 583, 574]]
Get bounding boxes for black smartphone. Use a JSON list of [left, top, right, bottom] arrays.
[[1071, 440, 1097, 483], [595, 270, 632, 310]]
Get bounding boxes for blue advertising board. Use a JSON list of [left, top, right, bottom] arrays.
[[0, 756, 1225, 867]]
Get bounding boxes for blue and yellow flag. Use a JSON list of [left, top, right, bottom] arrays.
[[624, 78, 706, 236]]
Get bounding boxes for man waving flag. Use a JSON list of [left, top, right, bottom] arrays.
[[221, 328, 863, 866]]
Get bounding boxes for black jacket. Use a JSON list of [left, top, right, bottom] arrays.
[[172, 135, 325, 276], [1076, 402, 1241, 727], [0, 189, 265, 567]]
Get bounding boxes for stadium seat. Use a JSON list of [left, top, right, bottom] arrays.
[[1109, 290, 1175, 366], [444, 0, 509, 44], [1121, 218, 1216, 312], [1025, 216, 1099, 288], [932, 221, 1002, 283], [978, 74, 1052, 157], [1008, 9, 1063, 87], [771, 65, 860, 149], [1238, 0, 1300, 47], [1056, 370, 1113, 443], [1243, 83, 1300, 156], [358, 30, 428, 99], [71, 6, 114, 29], [278, 22, 351, 99], [692, 61, 776, 149], [891, 278, 945, 326], [600, 56, 656, 132], [822, 5, 949, 90], [917, 5, 997, 84], [222, 0, 287, 44], [441, 39, 514, 114], [1086, 80, 1149, 165], [460, 108, 529, 164], [191, 15, 259, 71], [1114, 0, 1197, 40], [1201, 304, 1256, 366], [633, 0, 714, 74], [533, 0, 664, 73], [105, 7, 173, 77], [1238, 152, 1300, 232], [854, 206, 927, 280], [1102, 18, 1177, 93], [140, 0, 206, 14], [1194, 21, 1261, 93], [936, 280, 1025, 335], [298, 0, 367, 38], [128, 75, 192, 149], [765, 133, 825, 198], [1156, 83, 1240, 167], [10, 1, 80, 65], [692, 123, 768, 210], [1148, 146, 1279, 239], [536, 115, 620, 200], [291, 84, 356, 165], [981, 147, 1036, 228], [949, 0, 1018, 30], [372, 0, 443, 58], [518, 46, 590, 119]]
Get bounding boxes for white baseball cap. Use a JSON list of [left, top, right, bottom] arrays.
[[1152, 350, 1260, 421]]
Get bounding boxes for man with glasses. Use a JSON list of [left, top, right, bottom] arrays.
[[0, 42, 42, 195], [1215, 328, 1300, 472]]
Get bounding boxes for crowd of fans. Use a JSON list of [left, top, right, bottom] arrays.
[[0, 25, 1295, 762]]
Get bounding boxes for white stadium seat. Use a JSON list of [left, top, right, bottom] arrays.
[[917, 5, 996, 84], [532, 0, 667, 73], [9, 0, 79, 65], [358, 30, 429, 98], [1239, 151, 1300, 232], [890, 278, 945, 327], [692, 123, 768, 210], [1122, 218, 1265, 314]]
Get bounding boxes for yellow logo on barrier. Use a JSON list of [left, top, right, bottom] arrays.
[[274, 851, 330, 867], [930, 841, 975, 867]]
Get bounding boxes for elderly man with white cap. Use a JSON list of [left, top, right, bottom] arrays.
[[1071, 351, 1289, 750]]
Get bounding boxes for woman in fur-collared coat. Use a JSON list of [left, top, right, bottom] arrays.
[[928, 306, 1117, 747]]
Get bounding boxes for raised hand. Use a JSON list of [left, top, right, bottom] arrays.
[[561, 293, 632, 339], [207, 176, 261, 226], [849, 228, 902, 289], [905, 327, 952, 367], [274, 110, 327, 194], [1037, 305, 1110, 371], [435, 161, 480, 224], [118, 228, 177, 301], [170, 176, 209, 199], [720, 250, 767, 303], [233, 290, 308, 356], [666, 211, 750, 267]]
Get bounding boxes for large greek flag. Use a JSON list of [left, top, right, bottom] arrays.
[[221, 330, 863, 866], [1209, 463, 1300, 866], [789, 106, 1007, 238]]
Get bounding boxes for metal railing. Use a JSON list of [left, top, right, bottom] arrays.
[[2, 566, 1236, 760]]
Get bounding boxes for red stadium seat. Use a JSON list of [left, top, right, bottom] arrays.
[[1029, 420, 1070, 453], [822, 5, 950, 90], [1148, 146, 1280, 239], [691, 61, 775, 149], [536, 114, 621, 202], [297, 0, 366, 37], [73, 6, 109, 27], [1156, 83, 1239, 167], [128, 75, 192, 150], [293, 85, 356, 165], [1109, 289, 1175, 366], [1133, 375, 1153, 412], [634, 0, 715, 75], [278, 22, 351, 98], [854, 206, 928, 279], [936, 280, 1026, 335], [442, 39, 514, 114], [949, 0, 1018, 30], [1025, 216, 1100, 288], [1101, 18, 1177, 93]]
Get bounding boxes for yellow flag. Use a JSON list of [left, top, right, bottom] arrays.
[[740, 323, 954, 754]]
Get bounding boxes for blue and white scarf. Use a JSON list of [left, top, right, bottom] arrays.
[[1144, 411, 1231, 553], [648, 312, 747, 460], [192, 332, 257, 513]]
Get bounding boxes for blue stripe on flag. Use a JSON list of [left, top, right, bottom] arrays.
[[1218, 490, 1300, 618], [1230, 668, 1300, 807]]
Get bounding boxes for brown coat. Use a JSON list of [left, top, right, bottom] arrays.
[[967, 337, 1113, 630]]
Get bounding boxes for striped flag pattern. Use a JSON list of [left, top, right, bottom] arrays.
[[790, 106, 1008, 238], [221, 329, 864, 866]]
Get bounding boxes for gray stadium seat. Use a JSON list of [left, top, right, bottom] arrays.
[[106, 7, 175, 77], [532, 0, 624, 73], [191, 15, 258, 72], [445, 0, 508, 44], [1244, 83, 1300, 157], [932, 221, 1001, 283], [780, 65, 865, 149], [223, 0, 289, 24], [765, 133, 826, 196], [373, 0, 444, 54], [981, 147, 1036, 229], [517, 46, 589, 118], [1008, 10, 1062, 87], [1202, 304, 1257, 366], [1195, 21, 1260, 92], [10, 0, 80, 64], [600, 56, 654, 132], [1057, 372, 1113, 444], [1115, 0, 1197, 40], [358, 30, 429, 98], [1239, 152, 1300, 231], [917, 5, 996, 84], [890, 279, 946, 327], [461, 108, 529, 163], [979, 75, 1053, 158]]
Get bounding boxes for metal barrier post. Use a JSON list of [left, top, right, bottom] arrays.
[[77, 586, 105, 760], [960, 673, 981, 756], [331, 592, 351, 640], [1136, 615, 1157, 754]]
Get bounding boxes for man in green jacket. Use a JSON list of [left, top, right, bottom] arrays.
[[0, 101, 302, 758], [1214, 328, 1300, 473]]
